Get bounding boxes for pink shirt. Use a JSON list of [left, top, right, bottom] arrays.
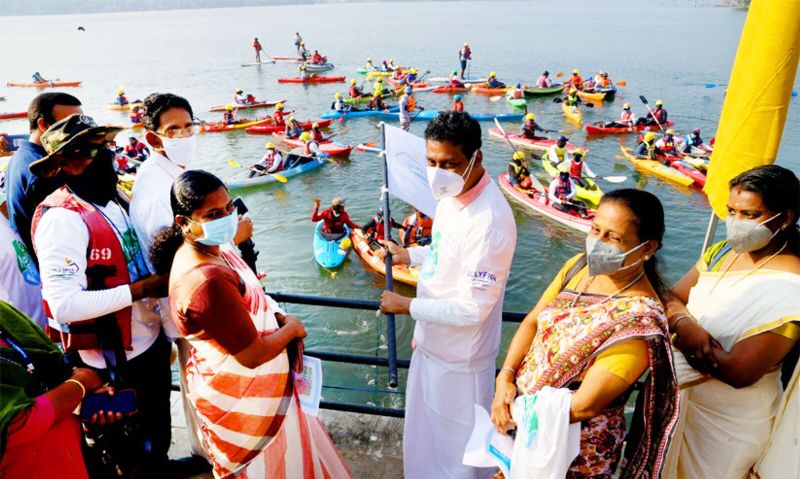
[[453, 171, 491, 210]]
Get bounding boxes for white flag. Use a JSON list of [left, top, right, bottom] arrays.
[[383, 124, 437, 218]]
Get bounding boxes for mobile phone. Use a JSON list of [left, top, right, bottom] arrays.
[[80, 389, 138, 420], [233, 197, 249, 215]]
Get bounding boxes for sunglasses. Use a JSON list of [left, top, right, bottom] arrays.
[[156, 125, 198, 139]]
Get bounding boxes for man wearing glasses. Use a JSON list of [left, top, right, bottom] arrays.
[[29, 114, 172, 475]]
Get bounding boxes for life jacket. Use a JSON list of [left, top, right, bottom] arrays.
[[652, 107, 667, 123], [253, 41, 261, 50], [304, 140, 319, 156], [553, 145, 567, 162], [31, 187, 133, 351], [116, 156, 129, 171], [403, 213, 432, 244], [117, 95, 128, 105], [566, 95, 579, 107], [313, 54, 323, 63], [554, 175, 572, 198], [510, 162, 529, 181], [568, 75, 583, 89], [224, 112, 235, 124], [661, 138, 676, 152], [369, 215, 387, 240], [620, 110, 634, 122], [406, 96, 416, 112], [643, 141, 659, 158], [322, 209, 349, 234], [536, 76, 550, 88], [597, 77, 611, 88], [462, 46, 471, 59], [311, 129, 325, 142], [349, 85, 361, 97], [570, 159, 584, 178], [453, 101, 464, 112], [129, 111, 143, 122], [273, 109, 286, 125]]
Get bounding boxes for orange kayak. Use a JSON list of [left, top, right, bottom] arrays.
[[7, 81, 82, 87]]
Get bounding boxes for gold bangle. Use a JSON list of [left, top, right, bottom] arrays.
[[500, 367, 516, 376], [64, 379, 86, 398], [671, 315, 690, 331]]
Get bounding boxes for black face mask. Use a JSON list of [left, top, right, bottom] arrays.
[[66, 148, 118, 206]]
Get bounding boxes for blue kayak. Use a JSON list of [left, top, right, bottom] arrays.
[[373, 111, 524, 122], [596, 85, 617, 95], [320, 106, 400, 119], [225, 156, 325, 189], [313, 222, 351, 268]]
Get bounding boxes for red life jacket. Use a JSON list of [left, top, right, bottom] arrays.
[[569, 75, 583, 89], [570, 159, 584, 178], [311, 129, 324, 142], [463, 46, 471, 58], [349, 85, 360, 97], [554, 176, 572, 198], [370, 215, 386, 241], [597, 77, 610, 87], [304, 140, 318, 156], [620, 110, 634, 122], [453, 101, 464, 112], [31, 187, 133, 351], [273, 109, 286, 125]]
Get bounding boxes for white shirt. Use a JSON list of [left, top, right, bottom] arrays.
[[234, 93, 247, 104], [548, 176, 577, 204], [548, 144, 570, 164], [0, 214, 46, 329], [35, 199, 162, 368], [408, 173, 516, 372], [258, 150, 284, 173]]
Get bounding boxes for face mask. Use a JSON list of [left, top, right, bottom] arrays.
[[585, 235, 647, 276], [725, 212, 782, 253], [159, 134, 197, 167], [427, 150, 477, 200], [66, 148, 118, 206], [191, 212, 238, 246]]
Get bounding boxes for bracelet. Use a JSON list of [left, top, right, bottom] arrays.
[[670, 315, 691, 331], [64, 379, 86, 398], [500, 367, 516, 376]]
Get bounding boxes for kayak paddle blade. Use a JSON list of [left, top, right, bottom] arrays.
[[615, 81, 627, 87], [601, 175, 627, 183], [227, 159, 241, 168], [489, 95, 503, 102], [639, 95, 648, 104], [271, 173, 288, 183]]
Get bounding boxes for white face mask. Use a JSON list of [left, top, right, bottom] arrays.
[[159, 135, 197, 167], [426, 150, 478, 200], [725, 212, 782, 253]]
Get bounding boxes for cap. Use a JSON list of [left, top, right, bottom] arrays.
[[351, 79, 357, 84], [312, 122, 319, 128], [574, 147, 585, 157], [225, 105, 234, 111], [236, 88, 243, 93], [335, 92, 342, 99], [557, 135, 569, 142], [623, 102, 631, 109], [454, 94, 462, 100], [572, 69, 579, 74], [331, 197, 345, 206], [31, 114, 123, 176], [489, 71, 496, 77], [543, 70, 549, 75], [117, 89, 124, 95]]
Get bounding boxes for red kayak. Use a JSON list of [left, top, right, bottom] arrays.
[[488, 128, 584, 154], [7, 81, 82, 88], [208, 99, 285, 112], [246, 119, 333, 135], [584, 120, 675, 135], [274, 133, 353, 157], [200, 118, 270, 133], [663, 155, 706, 187], [277, 76, 345, 84], [431, 85, 471, 94], [0, 112, 27, 120], [272, 56, 304, 62]]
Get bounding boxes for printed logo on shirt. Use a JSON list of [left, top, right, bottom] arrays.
[[13, 239, 40, 286], [419, 231, 442, 281], [467, 270, 497, 289], [50, 258, 79, 277]]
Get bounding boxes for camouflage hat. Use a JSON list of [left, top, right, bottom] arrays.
[[30, 114, 123, 176]]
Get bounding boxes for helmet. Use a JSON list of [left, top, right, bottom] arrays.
[[666, 128, 675, 135], [452, 70, 458, 75], [572, 69, 579, 75], [412, 68, 419, 74], [312, 122, 320, 128], [288, 116, 297, 122], [464, 41, 469, 46], [117, 89, 124, 95], [655, 99, 664, 106], [331, 197, 345, 206], [367, 57, 372, 62], [623, 102, 631, 109], [598, 70, 605, 76], [376, 77, 383, 83], [225, 104, 234, 111], [569, 87, 578, 94], [335, 92, 342, 99], [512, 151, 525, 161], [265, 142, 275, 149], [515, 83, 522, 88], [299, 132, 311, 142], [276, 102, 284, 110], [574, 148, 585, 157], [693, 128, 701, 134], [602, 72, 608, 77], [454, 94, 462, 100], [489, 71, 497, 77], [558, 161, 571, 173], [558, 135, 569, 143], [351, 79, 357, 85], [236, 88, 243, 93], [404, 86, 412, 94], [644, 132, 656, 142], [525, 113, 535, 121], [543, 70, 549, 75]]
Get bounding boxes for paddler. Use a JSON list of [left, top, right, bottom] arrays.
[[561, 86, 582, 107], [310, 122, 327, 142], [311, 197, 359, 238], [568, 148, 597, 187], [520, 112, 550, 140], [387, 58, 397, 71], [298, 41, 308, 60], [249, 142, 284, 177], [399, 209, 433, 247], [546, 135, 571, 165], [253, 37, 263, 63], [272, 102, 289, 126], [449, 70, 465, 88], [349, 79, 365, 98], [32, 72, 48, 83], [636, 131, 664, 159], [548, 162, 582, 215], [507, 151, 533, 190], [125, 136, 150, 161], [535, 70, 552, 88], [404, 68, 419, 85], [311, 49, 325, 64], [233, 88, 248, 105], [381, 59, 394, 72], [507, 83, 525, 99], [596, 70, 613, 89], [284, 117, 304, 139], [129, 104, 144, 124], [369, 90, 387, 111], [299, 131, 324, 158], [374, 76, 387, 96], [222, 104, 238, 125], [566, 68, 584, 90], [636, 99, 668, 127], [294, 32, 303, 53], [298, 63, 313, 81], [365, 57, 377, 71], [399, 86, 415, 132], [333, 92, 350, 112], [483, 71, 506, 89], [682, 128, 705, 153], [458, 41, 472, 80], [115, 89, 129, 106], [656, 129, 677, 155], [362, 208, 403, 247], [451, 94, 464, 112], [604, 102, 636, 128]]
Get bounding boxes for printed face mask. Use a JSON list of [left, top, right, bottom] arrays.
[[191, 212, 238, 246], [585, 235, 647, 276], [725, 212, 782, 253], [159, 134, 197, 167], [426, 150, 477, 200]]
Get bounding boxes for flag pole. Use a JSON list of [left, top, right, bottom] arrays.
[[701, 212, 719, 256], [380, 122, 399, 388]]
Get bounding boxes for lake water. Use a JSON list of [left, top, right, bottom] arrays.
[[2, 0, 798, 408]]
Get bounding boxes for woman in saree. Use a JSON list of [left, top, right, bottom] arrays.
[[491, 189, 679, 478], [150, 170, 351, 479], [662, 165, 800, 479]]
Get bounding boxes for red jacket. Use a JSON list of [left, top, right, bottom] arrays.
[[311, 207, 358, 234]]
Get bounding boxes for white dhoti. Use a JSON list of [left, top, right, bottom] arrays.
[[403, 349, 495, 479]]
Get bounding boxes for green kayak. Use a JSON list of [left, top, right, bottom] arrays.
[[506, 97, 527, 109], [524, 83, 565, 97], [356, 67, 368, 74]]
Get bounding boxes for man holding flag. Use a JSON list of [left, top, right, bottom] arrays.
[[379, 111, 516, 478]]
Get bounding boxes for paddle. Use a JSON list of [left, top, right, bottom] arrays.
[[596, 175, 627, 183], [615, 81, 627, 87], [553, 97, 593, 108], [555, 72, 564, 78], [638, 95, 665, 132], [227, 159, 288, 183], [493, 118, 547, 194], [705, 82, 796, 96]]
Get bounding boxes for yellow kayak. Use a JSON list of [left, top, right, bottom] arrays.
[[366, 71, 394, 79], [577, 90, 606, 104], [351, 229, 419, 287], [562, 101, 582, 126], [619, 146, 694, 187], [541, 154, 603, 209]]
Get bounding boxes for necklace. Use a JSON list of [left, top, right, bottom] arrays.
[[709, 241, 789, 294], [185, 240, 236, 270], [569, 270, 645, 308]]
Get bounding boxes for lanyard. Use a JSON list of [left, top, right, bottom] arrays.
[[0, 328, 35, 374], [90, 199, 148, 280]]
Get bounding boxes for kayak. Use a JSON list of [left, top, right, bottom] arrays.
[[343, 94, 391, 106], [374, 111, 524, 122], [356, 142, 382, 154], [209, 99, 285, 112], [595, 85, 618, 96], [619, 146, 694, 187], [498, 174, 594, 233], [662, 155, 707, 186], [540, 155, 603, 209], [320, 106, 400, 119], [107, 102, 141, 111], [561, 102, 583, 126], [7, 81, 82, 88], [428, 76, 483, 83], [366, 71, 394, 78], [576, 90, 606, 103], [585, 120, 675, 135], [471, 85, 508, 95], [304, 63, 335, 73], [351, 228, 420, 287], [226, 156, 326, 189], [506, 96, 527, 109], [683, 156, 709, 172], [278, 76, 346, 84], [274, 133, 353, 157], [488, 128, 584, 154], [0, 112, 26, 120], [431, 85, 471, 94], [246, 118, 332, 135], [313, 222, 351, 269], [273, 56, 304, 62], [200, 118, 271, 133], [524, 84, 564, 96]]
